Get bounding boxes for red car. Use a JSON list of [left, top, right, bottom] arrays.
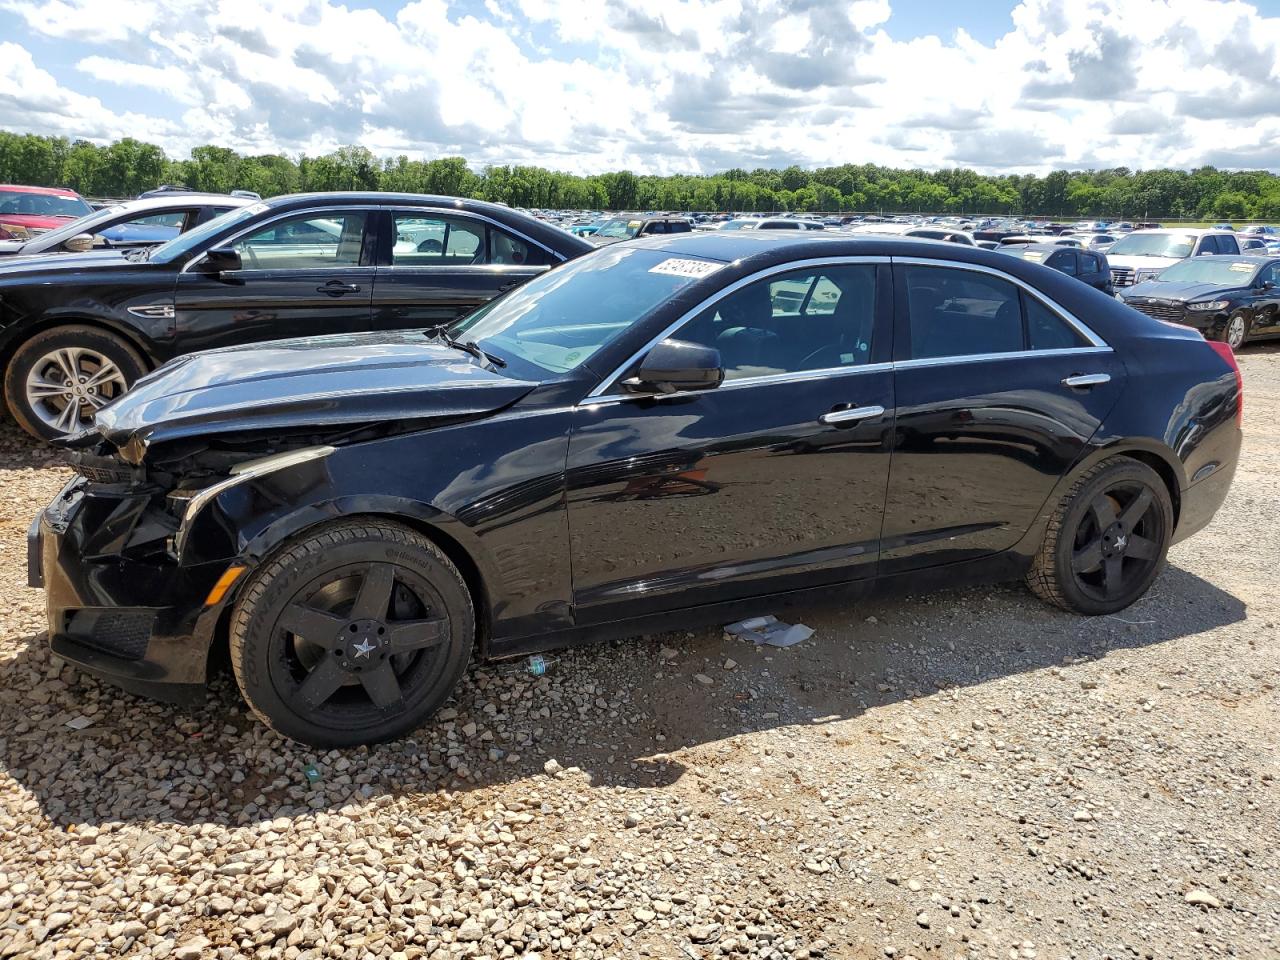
[[0, 185, 93, 240]]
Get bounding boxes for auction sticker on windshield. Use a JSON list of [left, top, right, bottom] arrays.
[[1230, 262, 1254, 272], [649, 258, 723, 279]]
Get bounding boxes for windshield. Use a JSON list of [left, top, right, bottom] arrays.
[[451, 246, 721, 376], [149, 203, 264, 264], [1154, 258, 1260, 285], [1107, 233, 1195, 258], [0, 190, 91, 219], [718, 220, 755, 230], [594, 218, 641, 239]]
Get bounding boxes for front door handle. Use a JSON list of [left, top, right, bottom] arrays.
[[1062, 373, 1111, 388], [317, 281, 361, 296], [819, 404, 885, 426]]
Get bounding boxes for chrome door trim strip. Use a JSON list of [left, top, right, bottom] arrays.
[[893, 345, 1113, 371], [581, 361, 894, 407]]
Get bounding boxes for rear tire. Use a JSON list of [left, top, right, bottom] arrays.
[[4, 325, 146, 440], [1027, 457, 1173, 615], [230, 520, 474, 748]]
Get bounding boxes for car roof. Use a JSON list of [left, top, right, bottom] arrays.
[[1004, 242, 1091, 253], [0, 184, 81, 197], [1130, 227, 1235, 236], [114, 195, 256, 213]]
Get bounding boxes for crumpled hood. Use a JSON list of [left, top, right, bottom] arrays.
[[91, 330, 538, 454], [1125, 279, 1247, 302]]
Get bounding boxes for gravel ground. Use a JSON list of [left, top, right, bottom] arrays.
[[1, 353, 1277, 960]]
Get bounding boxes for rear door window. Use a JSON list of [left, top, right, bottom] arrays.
[[390, 214, 552, 267], [1047, 250, 1077, 275], [903, 265, 1087, 360]]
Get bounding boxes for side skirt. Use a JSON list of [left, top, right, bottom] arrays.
[[486, 548, 1036, 661]]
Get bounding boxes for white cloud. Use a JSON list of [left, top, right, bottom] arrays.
[[0, 0, 1279, 173]]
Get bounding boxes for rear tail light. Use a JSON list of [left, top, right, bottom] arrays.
[[1205, 340, 1243, 427]]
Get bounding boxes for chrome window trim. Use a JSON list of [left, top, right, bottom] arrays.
[[893, 255, 1108, 348], [178, 204, 381, 275], [578, 253, 1113, 409], [584, 255, 891, 400], [583, 361, 894, 406], [383, 206, 565, 262], [375, 263, 551, 276], [894, 345, 1112, 371]]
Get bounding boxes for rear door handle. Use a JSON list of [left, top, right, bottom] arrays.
[[819, 405, 885, 426], [1062, 373, 1111, 388], [317, 281, 361, 296]]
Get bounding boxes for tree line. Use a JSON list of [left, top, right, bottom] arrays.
[[2, 130, 1278, 221]]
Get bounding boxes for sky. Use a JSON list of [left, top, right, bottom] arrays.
[[2, 0, 1280, 176]]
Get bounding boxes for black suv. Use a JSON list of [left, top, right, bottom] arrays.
[[588, 216, 693, 246], [0, 193, 592, 439], [997, 243, 1113, 294]]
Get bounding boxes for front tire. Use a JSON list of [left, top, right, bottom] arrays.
[[4, 325, 146, 440], [1027, 457, 1173, 615], [1218, 311, 1250, 350], [230, 520, 474, 748]]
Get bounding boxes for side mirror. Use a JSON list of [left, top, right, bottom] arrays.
[[199, 247, 242, 273], [1261, 280, 1277, 291], [63, 233, 94, 253], [624, 339, 723, 395]]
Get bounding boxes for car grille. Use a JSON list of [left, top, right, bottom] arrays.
[[1111, 267, 1134, 287], [1128, 301, 1186, 323], [68, 453, 139, 485], [65, 610, 155, 660]]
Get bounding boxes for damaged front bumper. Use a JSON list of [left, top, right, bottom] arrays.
[[29, 477, 238, 703]]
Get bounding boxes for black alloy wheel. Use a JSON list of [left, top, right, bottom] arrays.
[[231, 520, 473, 747], [1028, 458, 1173, 615]]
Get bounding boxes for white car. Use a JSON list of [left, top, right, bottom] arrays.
[[847, 223, 975, 245], [1105, 229, 1242, 289]]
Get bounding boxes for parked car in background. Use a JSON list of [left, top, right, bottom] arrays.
[[716, 218, 760, 231], [1106, 229, 1240, 289], [0, 192, 592, 439], [997, 243, 1113, 294], [753, 218, 825, 231], [33, 232, 1241, 746], [0, 185, 93, 241], [0, 194, 256, 258], [588, 216, 693, 246], [1240, 237, 1269, 254], [1211, 223, 1235, 232], [849, 223, 975, 245], [1119, 255, 1280, 349], [1065, 232, 1118, 252], [1240, 225, 1278, 237]]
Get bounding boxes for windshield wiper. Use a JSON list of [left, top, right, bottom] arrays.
[[426, 327, 506, 368]]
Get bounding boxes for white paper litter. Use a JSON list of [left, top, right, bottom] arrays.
[[65, 715, 95, 730], [724, 615, 813, 647]]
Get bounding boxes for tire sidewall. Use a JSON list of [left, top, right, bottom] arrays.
[[1225, 311, 1249, 350], [4, 326, 146, 441], [1050, 460, 1173, 615], [233, 528, 474, 748]]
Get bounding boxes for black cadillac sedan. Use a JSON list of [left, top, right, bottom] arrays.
[[1119, 255, 1280, 349], [0, 192, 592, 439], [31, 233, 1241, 747]]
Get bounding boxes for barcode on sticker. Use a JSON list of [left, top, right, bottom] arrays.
[[649, 258, 722, 279]]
